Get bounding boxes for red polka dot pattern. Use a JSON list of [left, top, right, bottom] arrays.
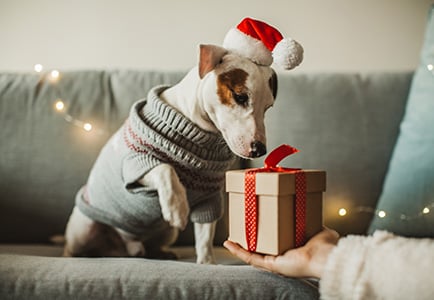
[[294, 170, 307, 247], [244, 170, 260, 251]]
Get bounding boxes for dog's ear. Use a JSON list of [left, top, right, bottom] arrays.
[[198, 44, 227, 79]]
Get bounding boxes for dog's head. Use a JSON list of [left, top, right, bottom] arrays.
[[197, 44, 277, 159]]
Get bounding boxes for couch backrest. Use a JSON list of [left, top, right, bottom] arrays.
[[0, 70, 412, 244], [0, 70, 191, 243]]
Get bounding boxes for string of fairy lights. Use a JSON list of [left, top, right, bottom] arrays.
[[34, 62, 433, 222], [34, 64, 106, 135], [337, 203, 433, 221]]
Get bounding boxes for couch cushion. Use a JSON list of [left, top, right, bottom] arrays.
[[0, 254, 319, 300], [369, 5, 434, 237], [0, 244, 243, 264]]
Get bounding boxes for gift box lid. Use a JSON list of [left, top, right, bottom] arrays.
[[226, 169, 326, 196]]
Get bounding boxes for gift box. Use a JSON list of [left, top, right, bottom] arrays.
[[226, 145, 325, 255]]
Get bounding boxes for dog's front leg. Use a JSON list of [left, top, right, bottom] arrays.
[[139, 164, 189, 230], [194, 222, 216, 264]]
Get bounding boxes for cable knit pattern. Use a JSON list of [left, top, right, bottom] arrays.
[[320, 231, 434, 300], [76, 85, 235, 234], [124, 85, 235, 190]]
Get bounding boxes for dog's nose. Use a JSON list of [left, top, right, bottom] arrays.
[[250, 141, 267, 158]]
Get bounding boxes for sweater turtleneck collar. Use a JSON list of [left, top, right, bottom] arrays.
[[126, 85, 236, 172]]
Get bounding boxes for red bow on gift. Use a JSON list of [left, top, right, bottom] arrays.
[[244, 144, 307, 252]]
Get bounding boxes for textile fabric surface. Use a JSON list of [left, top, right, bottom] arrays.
[[0, 254, 318, 300], [369, 5, 434, 237]]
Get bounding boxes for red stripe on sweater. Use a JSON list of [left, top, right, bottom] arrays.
[[122, 120, 224, 192]]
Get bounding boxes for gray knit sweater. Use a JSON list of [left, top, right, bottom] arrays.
[[76, 85, 235, 235]]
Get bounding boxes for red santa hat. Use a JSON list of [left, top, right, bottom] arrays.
[[223, 17, 303, 70]]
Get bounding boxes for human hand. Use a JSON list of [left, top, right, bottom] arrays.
[[223, 228, 339, 279]]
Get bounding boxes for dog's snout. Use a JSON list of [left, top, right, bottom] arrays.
[[249, 141, 267, 158]]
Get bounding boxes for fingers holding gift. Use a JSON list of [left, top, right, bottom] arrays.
[[223, 240, 280, 273], [224, 228, 340, 279]]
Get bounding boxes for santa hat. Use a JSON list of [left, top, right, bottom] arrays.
[[223, 17, 303, 70]]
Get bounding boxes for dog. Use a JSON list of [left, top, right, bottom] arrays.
[[63, 18, 302, 264]]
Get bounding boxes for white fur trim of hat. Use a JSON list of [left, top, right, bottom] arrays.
[[223, 17, 303, 70]]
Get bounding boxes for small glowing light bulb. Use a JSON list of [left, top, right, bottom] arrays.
[[54, 100, 65, 111], [83, 123, 93, 132], [34, 64, 43, 73], [378, 210, 386, 218], [427, 64, 434, 71], [338, 208, 347, 216], [423, 207, 430, 214], [50, 70, 60, 79], [48, 70, 61, 83]]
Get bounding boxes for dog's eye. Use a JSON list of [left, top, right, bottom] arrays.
[[232, 91, 249, 106]]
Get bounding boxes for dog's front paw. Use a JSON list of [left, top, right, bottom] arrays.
[[160, 166, 190, 229], [194, 222, 217, 264], [196, 253, 216, 264], [140, 164, 190, 230], [161, 187, 189, 230]]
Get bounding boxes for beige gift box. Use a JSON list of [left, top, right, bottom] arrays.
[[226, 169, 326, 255]]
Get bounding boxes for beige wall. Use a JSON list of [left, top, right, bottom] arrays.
[[0, 0, 432, 72]]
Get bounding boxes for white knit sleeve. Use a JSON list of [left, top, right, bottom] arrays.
[[319, 231, 434, 300]]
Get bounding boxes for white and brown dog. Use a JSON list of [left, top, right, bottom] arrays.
[[63, 18, 303, 264]]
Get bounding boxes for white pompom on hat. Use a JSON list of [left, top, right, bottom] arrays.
[[222, 17, 303, 70]]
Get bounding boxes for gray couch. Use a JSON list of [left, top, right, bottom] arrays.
[[0, 69, 412, 299]]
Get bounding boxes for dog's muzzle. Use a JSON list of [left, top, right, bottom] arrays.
[[249, 141, 267, 158]]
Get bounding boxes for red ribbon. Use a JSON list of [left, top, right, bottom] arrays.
[[244, 144, 307, 252]]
